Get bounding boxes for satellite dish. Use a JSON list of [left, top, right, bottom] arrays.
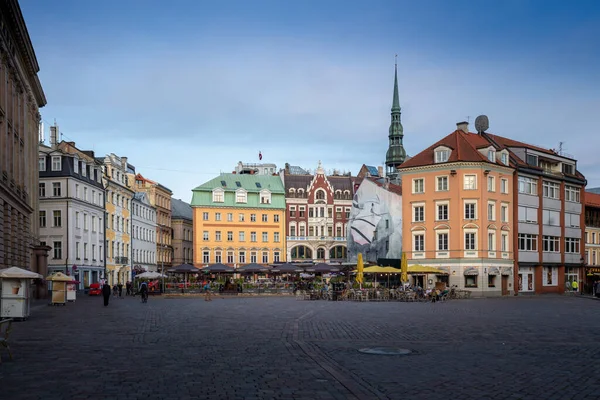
[[475, 115, 489, 133]]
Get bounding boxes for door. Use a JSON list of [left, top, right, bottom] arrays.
[[501, 275, 509, 295]]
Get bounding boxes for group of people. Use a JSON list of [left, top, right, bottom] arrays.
[[101, 281, 148, 306]]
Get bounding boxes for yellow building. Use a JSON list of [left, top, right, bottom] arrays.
[[99, 154, 134, 285], [191, 174, 286, 267]]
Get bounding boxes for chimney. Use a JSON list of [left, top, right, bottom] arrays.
[[377, 166, 383, 177], [456, 121, 469, 134], [121, 156, 128, 170], [50, 125, 59, 148]]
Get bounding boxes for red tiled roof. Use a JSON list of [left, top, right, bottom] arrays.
[[486, 133, 559, 157], [585, 192, 600, 208]]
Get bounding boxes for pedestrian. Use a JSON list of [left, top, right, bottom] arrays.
[[102, 282, 111, 306], [572, 279, 579, 294], [117, 282, 123, 298], [204, 281, 212, 302], [126, 281, 131, 296]]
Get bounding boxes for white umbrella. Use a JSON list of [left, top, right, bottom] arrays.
[[135, 271, 165, 279], [0, 267, 42, 279]]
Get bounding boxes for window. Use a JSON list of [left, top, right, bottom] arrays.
[[413, 205, 424, 222], [542, 210, 560, 226], [414, 234, 424, 251], [239, 231, 245, 241], [262, 214, 268, 222], [51, 156, 61, 171], [227, 231, 233, 241], [53, 210, 62, 227], [262, 252, 269, 263], [214, 231, 221, 241], [518, 234, 537, 251], [227, 252, 234, 264], [53, 241, 62, 259], [84, 187, 88, 202], [436, 176, 448, 191], [501, 204, 508, 223], [565, 213, 580, 228], [212, 190, 224, 203], [464, 202, 476, 220], [215, 251, 222, 263], [39, 183, 45, 197], [465, 232, 476, 250], [92, 244, 96, 261], [39, 157, 46, 171], [203, 251, 210, 263], [300, 207, 307, 218], [501, 179, 508, 194], [239, 213, 245, 222], [203, 231, 209, 241], [251, 232, 257, 242], [84, 214, 88, 230], [215, 212, 221, 221], [39, 211, 46, 227], [262, 232, 268, 242], [84, 243, 88, 259], [203, 212, 209, 221], [526, 154, 538, 166], [250, 214, 256, 222], [53, 182, 61, 197], [345, 208, 350, 219], [464, 175, 476, 190], [274, 214, 280, 223], [413, 178, 424, 194], [518, 177, 537, 195], [437, 204, 448, 221], [274, 232, 280, 242], [542, 236, 560, 252], [488, 232, 496, 250], [435, 150, 450, 163], [290, 207, 296, 218], [260, 192, 271, 204], [543, 181, 560, 199], [236, 190, 247, 203], [501, 153, 509, 166], [227, 213, 233, 222], [274, 252, 280, 263], [487, 202, 495, 221], [565, 185, 580, 203], [565, 238, 580, 253], [562, 164, 575, 175], [488, 149, 496, 162], [249, 252, 257, 263], [518, 206, 538, 223], [487, 176, 495, 192], [75, 184, 80, 199], [501, 233, 508, 252], [437, 233, 448, 251], [239, 251, 246, 264], [290, 226, 296, 236], [336, 207, 342, 219]]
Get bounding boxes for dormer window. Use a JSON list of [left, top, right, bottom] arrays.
[[260, 190, 271, 204], [435, 149, 450, 163], [487, 149, 496, 162], [81, 161, 87, 176], [526, 154, 538, 167], [51, 156, 61, 171], [562, 163, 574, 175], [39, 156, 46, 172], [73, 157, 79, 174], [236, 189, 247, 203], [501, 152, 509, 166], [212, 189, 224, 203]]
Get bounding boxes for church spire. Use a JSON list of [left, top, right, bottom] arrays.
[[385, 55, 407, 183]]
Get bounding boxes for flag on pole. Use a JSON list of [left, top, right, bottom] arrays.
[[259, 151, 262, 161]]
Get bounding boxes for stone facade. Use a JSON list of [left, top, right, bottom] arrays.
[[0, 1, 48, 296], [132, 192, 157, 273], [171, 198, 193, 265]]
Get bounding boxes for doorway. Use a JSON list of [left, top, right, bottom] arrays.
[[501, 275, 509, 296]]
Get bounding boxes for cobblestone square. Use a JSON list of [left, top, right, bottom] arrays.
[[1, 295, 599, 399]]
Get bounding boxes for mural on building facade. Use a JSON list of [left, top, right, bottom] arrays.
[[347, 179, 402, 263]]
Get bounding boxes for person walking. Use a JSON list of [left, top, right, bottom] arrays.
[[117, 282, 123, 298], [204, 281, 212, 302], [572, 279, 579, 294], [102, 282, 111, 306]]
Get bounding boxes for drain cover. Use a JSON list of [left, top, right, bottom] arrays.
[[358, 347, 412, 355]]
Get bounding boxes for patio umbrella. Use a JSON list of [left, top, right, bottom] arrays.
[[203, 263, 235, 273], [135, 271, 166, 279], [238, 263, 270, 274], [356, 253, 364, 288], [401, 252, 408, 283], [306, 263, 340, 273], [168, 263, 200, 290], [270, 263, 303, 273], [0, 267, 42, 279]]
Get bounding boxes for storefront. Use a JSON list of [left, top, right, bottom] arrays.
[[518, 266, 535, 293], [585, 266, 600, 295]]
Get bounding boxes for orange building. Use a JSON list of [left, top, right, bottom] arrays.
[[398, 122, 516, 296]]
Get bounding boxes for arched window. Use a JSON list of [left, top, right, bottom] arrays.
[[329, 246, 347, 260], [291, 246, 313, 259], [317, 248, 326, 259], [316, 190, 325, 201]]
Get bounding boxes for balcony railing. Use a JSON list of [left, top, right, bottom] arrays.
[[114, 256, 129, 265], [287, 236, 346, 242]]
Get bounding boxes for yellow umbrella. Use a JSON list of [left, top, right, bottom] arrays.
[[407, 265, 448, 274], [401, 252, 408, 283], [361, 266, 400, 274], [356, 253, 364, 286], [46, 272, 75, 282]]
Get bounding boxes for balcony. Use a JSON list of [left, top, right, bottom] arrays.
[[114, 256, 129, 265]]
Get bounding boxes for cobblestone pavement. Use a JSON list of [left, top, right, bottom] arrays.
[[1, 295, 599, 399]]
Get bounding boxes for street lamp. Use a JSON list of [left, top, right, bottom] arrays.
[[161, 244, 169, 293]]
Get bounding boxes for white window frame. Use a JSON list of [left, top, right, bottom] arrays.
[[542, 235, 560, 253], [436, 201, 449, 221], [260, 190, 272, 204], [542, 181, 560, 199], [412, 203, 425, 223], [212, 189, 224, 203], [464, 200, 477, 220], [236, 189, 248, 204], [435, 149, 450, 163], [464, 230, 477, 251], [501, 152, 509, 166], [501, 178, 508, 194], [488, 149, 496, 162], [565, 185, 580, 203], [487, 175, 495, 192], [51, 156, 61, 171], [501, 232, 509, 252], [488, 231, 496, 251], [565, 237, 580, 254], [501, 203, 509, 223], [437, 231, 449, 251], [412, 178, 424, 194], [436, 176, 448, 192], [413, 233, 425, 252], [39, 156, 46, 171], [518, 176, 538, 195], [464, 175, 477, 190]]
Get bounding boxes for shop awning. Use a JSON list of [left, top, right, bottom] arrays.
[[407, 265, 448, 275], [488, 267, 500, 275], [464, 267, 479, 276]]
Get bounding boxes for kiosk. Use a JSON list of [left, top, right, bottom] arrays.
[[47, 272, 73, 306], [0, 267, 42, 320]]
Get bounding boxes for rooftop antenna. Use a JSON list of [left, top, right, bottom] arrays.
[[558, 142, 564, 154]]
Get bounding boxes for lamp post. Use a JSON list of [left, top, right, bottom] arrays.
[[161, 244, 167, 294]]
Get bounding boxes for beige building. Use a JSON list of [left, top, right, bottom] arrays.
[[133, 174, 173, 270], [171, 198, 193, 265], [0, 1, 48, 291]]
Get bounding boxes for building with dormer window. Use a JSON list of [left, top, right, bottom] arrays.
[[191, 173, 286, 267]]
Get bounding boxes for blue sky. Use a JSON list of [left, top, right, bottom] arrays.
[[20, 0, 600, 200]]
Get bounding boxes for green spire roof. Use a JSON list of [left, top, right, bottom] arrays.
[[385, 58, 407, 180], [392, 62, 400, 112]]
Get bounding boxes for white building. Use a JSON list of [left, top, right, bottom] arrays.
[[132, 192, 157, 273], [234, 161, 277, 175], [39, 137, 106, 289]]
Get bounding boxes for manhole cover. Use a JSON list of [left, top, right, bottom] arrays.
[[358, 347, 412, 355]]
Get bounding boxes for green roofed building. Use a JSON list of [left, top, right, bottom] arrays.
[[191, 173, 287, 267]]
